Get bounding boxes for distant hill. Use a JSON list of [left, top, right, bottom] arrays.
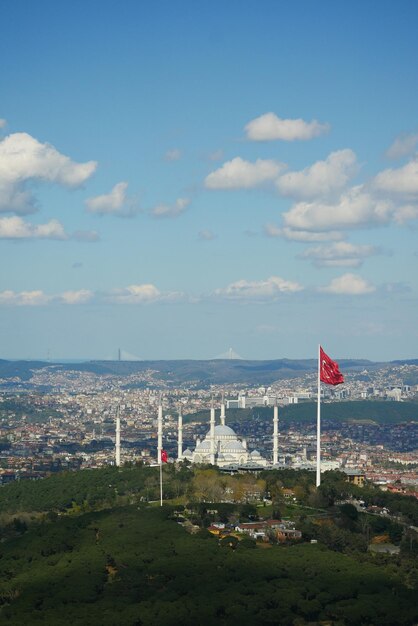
[[0, 359, 50, 381], [0, 357, 385, 386]]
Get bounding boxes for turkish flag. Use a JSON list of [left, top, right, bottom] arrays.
[[160, 450, 168, 463], [320, 347, 344, 386]]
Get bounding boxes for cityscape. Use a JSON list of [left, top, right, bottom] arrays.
[[1, 358, 417, 491], [1, 0, 418, 624]]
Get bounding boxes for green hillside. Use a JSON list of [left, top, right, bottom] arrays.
[[183, 400, 418, 425], [0, 464, 159, 514], [0, 465, 417, 625], [0, 503, 417, 626]]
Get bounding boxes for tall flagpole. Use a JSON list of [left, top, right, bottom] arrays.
[[157, 394, 163, 506], [316, 343, 321, 487], [177, 405, 183, 461], [160, 462, 163, 506]]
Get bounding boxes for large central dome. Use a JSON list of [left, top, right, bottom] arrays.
[[205, 424, 237, 440]]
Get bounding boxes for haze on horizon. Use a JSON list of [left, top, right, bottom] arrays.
[[1, 1, 417, 363]]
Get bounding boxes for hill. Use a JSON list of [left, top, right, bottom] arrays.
[[0, 466, 417, 625], [183, 400, 418, 426], [0, 357, 381, 386], [0, 504, 417, 626]]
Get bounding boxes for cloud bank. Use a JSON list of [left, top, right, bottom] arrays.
[[213, 276, 303, 300]]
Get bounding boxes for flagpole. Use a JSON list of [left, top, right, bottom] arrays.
[[316, 343, 321, 488], [157, 394, 163, 506], [160, 461, 163, 507]]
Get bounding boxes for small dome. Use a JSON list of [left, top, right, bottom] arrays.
[[251, 450, 261, 457], [221, 440, 246, 452], [195, 440, 211, 451]]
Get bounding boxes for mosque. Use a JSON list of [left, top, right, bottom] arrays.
[[163, 399, 279, 469]]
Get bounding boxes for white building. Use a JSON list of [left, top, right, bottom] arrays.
[[182, 422, 268, 468]]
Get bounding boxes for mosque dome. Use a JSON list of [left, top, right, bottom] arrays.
[[205, 424, 237, 439], [221, 440, 246, 452], [184, 407, 268, 468], [195, 440, 211, 451]]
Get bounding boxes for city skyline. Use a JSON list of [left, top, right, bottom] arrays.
[[1, 1, 418, 361]]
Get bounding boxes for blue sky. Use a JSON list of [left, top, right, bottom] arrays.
[[1, 0, 417, 361]]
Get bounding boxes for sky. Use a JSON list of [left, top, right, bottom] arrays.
[[1, 0, 418, 361]]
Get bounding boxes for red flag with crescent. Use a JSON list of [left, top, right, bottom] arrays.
[[160, 450, 168, 463], [320, 347, 344, 386]]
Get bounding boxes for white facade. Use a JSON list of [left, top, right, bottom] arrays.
[[182, 422, 268, 468]]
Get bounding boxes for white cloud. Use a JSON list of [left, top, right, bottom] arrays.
[[0, 132, 97, 214], [198, 229, 217, 241], [60, 290, 93, 305], [319, 273, 376, 295], [208, 149, 224, 161], [0, 217, 99, 242], [0, 133, 97, 187], [164, 148, 182, 162], [151, 197, 190, 218], [0, 290, 51, 306], [385, 133, 418, 160], [0, 283, 183, 307], [283, 185, 393, 231], [392, 204, 418, 223], [276, 149, 357, 199], [85, 182, 137, 217], [205, 157, 285, 190], [300, 241, 379, 267], [373, 158, 418, 195], [264, 223, 344, 242], [214, 276, 303, 300], [0, 216, 68, 240], [0, 119, 6, 129], [108, 283, 183, 304], [245, 112, 330, 141]]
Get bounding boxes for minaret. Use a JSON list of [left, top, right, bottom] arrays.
[[210, 404, 216, 465], [115, 404, 121, 467], [157, 395, 163, 465], [220, 392, 226, 426], [177, 405, 183, 461], [273, 403, 279, 466]]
